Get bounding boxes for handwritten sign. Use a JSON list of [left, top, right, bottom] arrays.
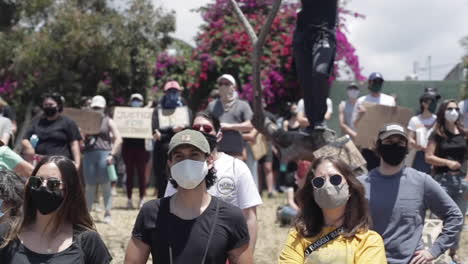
[[157, 106, 190, 129], [63, 108, 103, 135], [355, 104, 414, 149], [113, 107, 153, 139], [313, 136, 366, 170]]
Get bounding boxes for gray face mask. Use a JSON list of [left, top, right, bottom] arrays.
[[313, 181, 350, 209]]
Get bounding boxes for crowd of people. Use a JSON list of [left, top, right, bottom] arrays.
[[0, 0, 467, 263], [0, 71, 465, 263]]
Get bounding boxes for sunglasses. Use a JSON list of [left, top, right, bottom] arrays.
[[311, 174, 343, 189], [446, 107, 459, 112], [28, 176, 63, 191], [192, 124, 214, 133]]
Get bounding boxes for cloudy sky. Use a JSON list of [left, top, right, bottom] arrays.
[[148, 0, 467, 81]]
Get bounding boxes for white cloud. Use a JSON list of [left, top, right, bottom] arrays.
[[147, 0, 467, 80]]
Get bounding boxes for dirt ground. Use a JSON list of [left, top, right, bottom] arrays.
[[93, 188, 467, 263]]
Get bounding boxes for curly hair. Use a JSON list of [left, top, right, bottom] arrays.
[[0, 170, 25, 218], [294, 156, 372, 239]]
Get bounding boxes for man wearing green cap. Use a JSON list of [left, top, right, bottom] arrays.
[[125, 130, 252, 264]]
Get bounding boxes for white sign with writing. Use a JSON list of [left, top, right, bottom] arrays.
[[113, 107, 154, 139], [158, 106, 190, 129]]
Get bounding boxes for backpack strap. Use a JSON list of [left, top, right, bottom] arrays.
[[304, 227, 343, 257]]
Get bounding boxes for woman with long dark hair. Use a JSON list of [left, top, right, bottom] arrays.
[[279, 156, 386, 263], [0, 156, 111, 263], [425, 99, 467, 262], [407, 92, 438, 174]]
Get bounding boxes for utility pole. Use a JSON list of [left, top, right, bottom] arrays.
[[427, 56, 432, 80]]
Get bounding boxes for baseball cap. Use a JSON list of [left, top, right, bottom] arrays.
[[164, 81, 182, 92], [378, 123, 408, 140], [130, 93, 144, 101], [90, 95, 106, 108], [347, 82, 360, 89], [423, 87, 441, 100], [168, 130, 211, 155], [217, 74, 236, 86], [369, 72, 384, 81]]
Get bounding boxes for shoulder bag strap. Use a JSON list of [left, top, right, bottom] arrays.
[[304, 227, 343, 257], [200, 198, 220, 264]]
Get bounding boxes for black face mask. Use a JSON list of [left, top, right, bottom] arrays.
[[378, 143, 407, 166], [43, 107, 58, 117], [30, 186, 64, 215], [202, 132, 217, 153]]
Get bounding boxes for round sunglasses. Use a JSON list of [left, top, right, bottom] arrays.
[[28, 176, 63, 192], [192, 124, 214, 133], [311, 174, 343, 189]]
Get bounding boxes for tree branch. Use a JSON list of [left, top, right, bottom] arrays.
[[229, 0, 258, 43], [257, 0, 282, 50]]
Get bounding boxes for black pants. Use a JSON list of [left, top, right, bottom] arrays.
[[153, 141, 169, 198], [293, 26, 336, 128]]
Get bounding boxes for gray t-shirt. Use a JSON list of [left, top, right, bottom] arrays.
[[358, 167, 463, 264], [207, 99, 253, 155], [0, 116, 12, 140]]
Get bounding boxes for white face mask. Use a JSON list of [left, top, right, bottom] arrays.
[[445, 109, 459, 123], [170, 160, 208, 189], [347, 89, 360, 99]]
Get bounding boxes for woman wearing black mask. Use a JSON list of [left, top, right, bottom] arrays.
[[279, 156, 386, 263], [22, 94, 82, 169], [426, 99, 467, 262], [0, 156, 112, 263]]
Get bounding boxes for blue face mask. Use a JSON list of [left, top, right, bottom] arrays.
[[131, 100, 143, 107], [162, 90, 182, 109]]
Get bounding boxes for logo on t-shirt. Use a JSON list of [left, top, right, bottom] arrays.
[[217, 177, 236, 195]]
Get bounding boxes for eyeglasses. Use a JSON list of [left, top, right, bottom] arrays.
[[311, 174, 343, 189], [446, 107, 459, 112], [28, 176, 63, 191], [192, 124, 214, 133]]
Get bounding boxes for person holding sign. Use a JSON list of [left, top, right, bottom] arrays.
[[22, 93, 82, 169], [122, 93, 151, 209], [152, 81, 190, 198], [279, 156, 386, 263], [82, 95, 122, 224], [352, 72, 396, 171]]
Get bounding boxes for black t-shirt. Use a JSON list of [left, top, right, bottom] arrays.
[[132, 196, 250, 264], [0, 225, 112, 264], [429, 130, 467, 174], [298, 0, 338, 29], [24, 115, 82, 159]]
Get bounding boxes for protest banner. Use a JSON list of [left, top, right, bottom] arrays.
[[63, 108, 103, 135], [113, 107, 153, 139], [313, 135, 366, 170], [249, 133, 268, 161], [157, 106, 190, 129], [355, 104, 414, 149]]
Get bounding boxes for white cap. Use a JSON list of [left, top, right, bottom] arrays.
[[130, 93, 144, 101], [217, 74, 236, 87], [90, 95, 106, 108]]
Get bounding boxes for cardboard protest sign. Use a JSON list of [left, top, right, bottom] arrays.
[[63, 108, 103, 135], [249, 133, 268, 161], [313, 136, 366, 170], [355, 104, 413, 149], [113, 107, 154, 139], [157, 106, 190, 129]]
